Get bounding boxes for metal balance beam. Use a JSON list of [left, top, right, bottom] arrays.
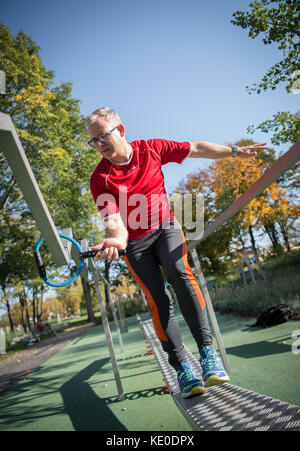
[[141, 319, 300, 431]]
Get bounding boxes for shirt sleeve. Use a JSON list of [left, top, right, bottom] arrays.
[[146, 139, 192, 165], [90, 174, 119, 220]]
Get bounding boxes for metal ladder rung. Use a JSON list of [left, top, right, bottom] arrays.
[[141, 319, 300, 431]]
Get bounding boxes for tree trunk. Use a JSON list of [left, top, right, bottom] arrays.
[[25, 297, 31, 331], [19, 289, 28, 332], [264, 222, 283, 255], [6, 299, 15, 332], [279, 221, 291, 252], [32, 287, 36, 324], [248, 225, 257, 255], [81, 277, 95, 322], [2, 286, 15, 332], [40, 285, 44, 316]]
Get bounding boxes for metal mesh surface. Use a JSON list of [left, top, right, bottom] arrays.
[[141, 319, 300, 431]]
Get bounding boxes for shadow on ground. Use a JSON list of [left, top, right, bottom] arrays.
[[60, 358, 168, 431], [226, 340, 291, 359], [60, 358, 127, 431]]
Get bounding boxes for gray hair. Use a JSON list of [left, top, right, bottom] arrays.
[[85, 107, 122, 127]]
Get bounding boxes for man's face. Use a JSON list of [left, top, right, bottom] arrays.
[[88, 117, 125, 161]]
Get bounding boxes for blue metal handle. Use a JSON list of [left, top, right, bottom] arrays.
[[34, 233, 84, 287], [34, 235, 127, 287]]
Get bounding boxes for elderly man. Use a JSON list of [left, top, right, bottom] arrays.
[[87, 107, 267, 398]]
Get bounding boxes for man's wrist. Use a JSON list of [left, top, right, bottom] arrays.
[[229, 145, 239, 157]]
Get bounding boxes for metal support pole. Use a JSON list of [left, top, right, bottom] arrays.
[[99, 273, 125, 353], [253, 246, 266, 281], [237, 249, 247, 286], [140, 287, 148, 309], [81, 240, 125, 401], [243, 248, 256, 285], [190, 248, 231, 374], [115, 293, 128, 333]]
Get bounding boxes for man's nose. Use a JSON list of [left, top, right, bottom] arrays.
[[95, 139, 105, 149]]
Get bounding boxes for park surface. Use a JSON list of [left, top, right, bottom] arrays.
[[0, 309, 299, 431]]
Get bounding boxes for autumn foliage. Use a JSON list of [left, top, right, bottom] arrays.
[[175, 139, 299, 275]]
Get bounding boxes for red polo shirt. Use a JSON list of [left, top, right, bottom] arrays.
[[90, 139, 191, 240]]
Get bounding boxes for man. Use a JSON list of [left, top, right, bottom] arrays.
[[87, 107, 267, 398]]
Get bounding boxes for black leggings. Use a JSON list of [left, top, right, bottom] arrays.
[[124, 219, 212, 370]]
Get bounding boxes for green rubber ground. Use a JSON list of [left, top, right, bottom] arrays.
[[0, 310, 299, 431]]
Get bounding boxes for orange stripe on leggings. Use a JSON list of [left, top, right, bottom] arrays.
[[179, 227, 206, 310], [124, 256, 168, 342]]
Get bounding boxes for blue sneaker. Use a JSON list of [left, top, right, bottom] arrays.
[[177, 362, 205, 398], [200, 347, 230, 387]]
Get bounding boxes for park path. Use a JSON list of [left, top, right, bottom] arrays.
[[0, 323, 95, 395]]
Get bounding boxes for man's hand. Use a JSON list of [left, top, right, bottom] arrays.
[[236, 142, 268, 159], [91, 238, 125, 261], [92, 213, 128, 261]]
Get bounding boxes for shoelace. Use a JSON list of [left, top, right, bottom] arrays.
[[177, 366, 196, 383], [201, 350, 222, 370]]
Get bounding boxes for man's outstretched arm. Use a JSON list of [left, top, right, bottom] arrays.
[[189, 141, 268, 159]]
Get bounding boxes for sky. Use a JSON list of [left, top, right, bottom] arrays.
[[2, 0, 299, 194]]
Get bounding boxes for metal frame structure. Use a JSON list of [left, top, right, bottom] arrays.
[[2, 110, 300, 425], [0, 112, 125, 400], [0, 113, 68, 266]]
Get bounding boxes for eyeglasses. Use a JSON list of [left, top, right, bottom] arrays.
[[88, 125, 119, 148]]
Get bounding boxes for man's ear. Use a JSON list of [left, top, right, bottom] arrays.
[[117, 123, 125, 138]]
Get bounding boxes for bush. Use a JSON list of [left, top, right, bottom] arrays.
[[104, 294, 147, 322], [211, 267, 300, 316], [122, 295, 147, 318], [262, 249, 300, 272]]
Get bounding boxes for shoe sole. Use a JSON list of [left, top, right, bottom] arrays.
[[204, 376, 230, 388], [182, 385, 205, 399]]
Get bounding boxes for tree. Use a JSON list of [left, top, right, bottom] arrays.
[[231, 0, 299, 95], [0, 23, 102, 319], [0, 22, 101, 238], [57, 281, 83, 316], [0, 212, 38, 331], [174, 138, 299, 275], [211, 139, 298, 255], [175, 166, 234, 275], [42, 296, 65, 321], [231, 0, 300, 145]]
